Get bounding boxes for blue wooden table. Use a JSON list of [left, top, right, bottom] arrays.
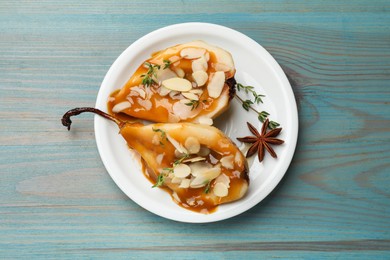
[[1, 1, 389, 258]]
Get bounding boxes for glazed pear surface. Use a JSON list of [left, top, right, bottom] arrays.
[[122, 122, 249, 212], [62, 108, 249, 213], [109, 41, 236, 124]]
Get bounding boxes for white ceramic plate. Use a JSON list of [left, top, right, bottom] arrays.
[[95, 23, 298, 223]]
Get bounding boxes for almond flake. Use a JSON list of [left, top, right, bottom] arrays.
[[192, 70, 208, 87], [179, 178, 191, 188], [182, 92, 199, 101], [182, 156, 206, 163], [197, 116, 213, 125], [171, 177, 182, 184], [158, 86, 171, 96], [190, 165, 221, 188], [175, 149, 186, 158], [189, 161, 212, 177], [215, 174, 230, 188], [179, 98, 191, 105], [180, 48, 206, 59], [174, 68, 185, 78], [112, 101, 131, 113], [154, 68, 177, 82], [220, 155, 234, 169], [174, 164, 191, 178], [213, 182, 228, 197], [162, 77, 192, 92], [190, 89, 203, 95], [213, 62, 231, 72], [192, 56, 208, 72], [184, 136, 201, 154], [167, 134, 188, 154], [207, 71, 225, 98], [198, 146, 210, 156]]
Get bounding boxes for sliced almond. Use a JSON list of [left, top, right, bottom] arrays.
[[174, 68, 185, 78], [184, 136, 201, 154], [172, 101, 196, 120], [169, 90, 181, 100], [179, 178, 191, 188], [213, 62, 231, 72], [213, 182, 228, 197], [168, 55, 181, 63], [190, 166, 221, 188], [198, 146, 210, 157], [220, 155, 234, 169], [112, 101, 131, 113], [180, 48, 206, 59], [167, 134, 188, 154], [182, 92, 199, 101], [215, 173, 230, 188], [152, 135, 160, 145], [172, 191, 181, 202], [129, 86, 146, 99], [192, 56, 208, 72], [189, 161, 212, 177], [156, 153, 164, 165], [182, 156, 206, 163], [174, 164, 191, 178], [174, 149, 186, 158], [171, 177, 182, 184], [197, 116, 213, 125], [179, 98, 191, 104], [207, 71, 225, 98], [235, 151, 243, 167], [158, 86, 171, 96], [154, 68, 177, 82], [192, 70, 208, 87], [162, 77, 192, 92], [190, 89, 203, 95]]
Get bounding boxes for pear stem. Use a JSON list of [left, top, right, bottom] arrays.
[[61, 107, 124, 130]]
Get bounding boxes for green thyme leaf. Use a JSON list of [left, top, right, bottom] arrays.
[[268, 121, 280, 129], [242, 99, 253, 111], [258, 111, 270, 122], [204, 181, 212, 194], [140, 62, 160, 87], [185, 100, 200, 110], [163, 59, 171, 69], [173, 154, 190, 166], [152, 128, 167, 143], [152, 174, 165, 188]]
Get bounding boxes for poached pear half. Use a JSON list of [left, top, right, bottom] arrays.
[[108, 40, 236, 125], [62, 108, 249, 213]]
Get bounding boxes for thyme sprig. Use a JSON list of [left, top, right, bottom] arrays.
[[152, 173, 165, 188], [140, 62, 159, 87], [185, 100, 200, 110], [204, 181, 212, 194], [152, 128, 167, 145], [152, 154, 189, 188], [163, 59, 171, 69], [235, 83, 280, 129], [140, 60, 171, 87], [236, 83, 265, 104]]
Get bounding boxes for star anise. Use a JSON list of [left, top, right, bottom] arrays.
[[237, 119, 284, 162]]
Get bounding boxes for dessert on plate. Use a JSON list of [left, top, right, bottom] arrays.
[[108, 41, 237, 125]]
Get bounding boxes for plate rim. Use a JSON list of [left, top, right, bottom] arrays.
[[95, 22, 298, 223]]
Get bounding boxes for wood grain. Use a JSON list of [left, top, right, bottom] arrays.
[[1, 0, 390, 259]]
